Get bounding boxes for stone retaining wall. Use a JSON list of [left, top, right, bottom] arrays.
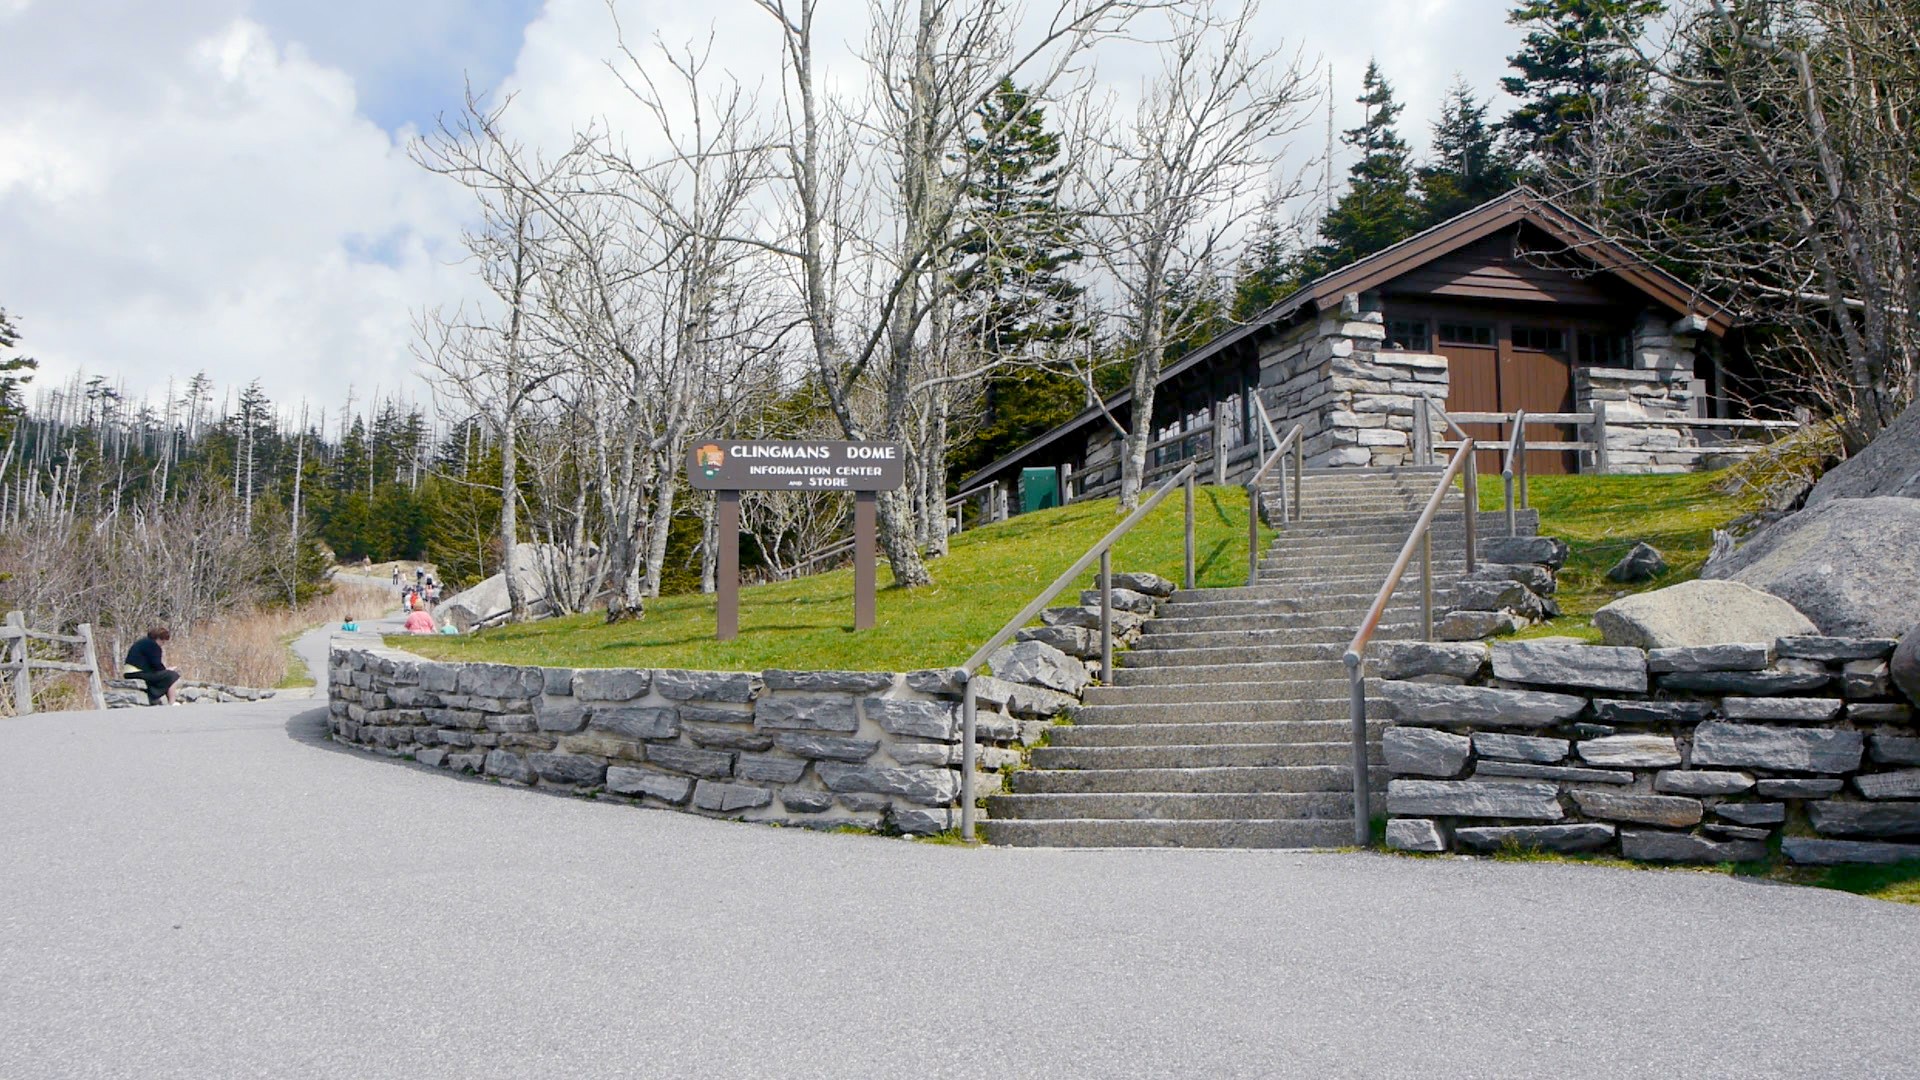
[[1376, 635, 1919, 865], [327, 637, 1076, 835]]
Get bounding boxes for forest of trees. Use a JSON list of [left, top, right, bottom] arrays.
[[2, 0, 1912, 647]]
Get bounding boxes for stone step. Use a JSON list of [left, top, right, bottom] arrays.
[[1141, 607, 1419, 633], [1130, 623, 1422, 651], [1071, 698, 1356, 724], [1082, 680, 1361, 706], [1009, 763, 1377, 794], [985, 790, 1356, 821], [982, 817, 1357, 848], [1049, 719, 1385, 747], [1152, 593, 1418, 618], [1121, 641, 1346, 665], [1109, 660, 1348, 686], [1029, 741, 1381, 770], [1168, 579, 1458, 603]]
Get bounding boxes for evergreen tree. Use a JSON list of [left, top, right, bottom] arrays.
[[1500, 0, 1664, 169], [1231, 212, 1312, 322], [1316, 61, 1424, 269], [0, 307, 38, 438], [1418, 78, 1520, 222]]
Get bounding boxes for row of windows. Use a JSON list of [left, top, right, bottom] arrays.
[[1385, 319, 1634, 367]]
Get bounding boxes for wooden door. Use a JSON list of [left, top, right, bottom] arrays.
[[1505, 327, 1577, 475], [1438, 322, 1501, 473]]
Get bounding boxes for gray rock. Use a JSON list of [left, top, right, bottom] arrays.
[[1472, 732, 1569, 764], [987, 640, 1090, 695], [1721, 697, 1844, 722], [483, 749, 531, 783], [1692, 722, 1864, 774], [1014, 624, 1100, 659], [572, 668, 651, 702], [1850, 702, 1915, 724], [604, 766, 693, 803], [1594, 579, 1818, 650], [415, 748, 448, 768], [1462, 562, 1556, 596], [530, 753, 607, 786], [1659, 660, 1832, 695], [1810, 800, 1920, 838], [1655, 770, 1755, 796], [1473, 761, 1633, 785], [483, 713, 537, 734], [1805, 399, 1920, 504], [862, 697, 958, 740], [1112, 571, 1176, 597], [589, 706, 679, 741], [1713, 802, 1786, 825], [838, 792, 893, 813], [1707, 496, 1920, 638], [1704, 824, 1772, 841], [1784, 837, 1920, 865], [1775, 636, 1900, 661], [734, 754, 808, 784], [1480, 535, 1569, 569], [534, 700, 590, 734], [645, 743, 735, 779], [816, 762, 960, 806], [1454, 823, 1615, 853], [888, 742, 962, 767], [677, 703, 756, 724], [541, 668, 574, 696], [762, 670, 896, 693], [1607, 542, 1668, 583], [1383, 727, 1472, 777], [1620, 830, 1768, 863], [456, 663, 543, 699], [904, 668, 965, 695], [1871, 735, 1920, 766], [1385, 779, 1564, 820], [1645, 643, 1772, 673], [1040, 606, 1146, 635], [1373, 641, 1489, 681], [1572, 791, 1703, 827], [1450, 579, 1548, 617], [1577, 734, 1682, 768], [1491, 640, 1648, 693], [780, 790, 835, 814], [1385, 818, 1447, 852], [775, 733, 881, 762], [1855, 770, 1920, 800], [684, 723, 776, 752], [1843, 659, 1891, 699], [754, 695, 859, 733], [1374, 681, 1586, 729], [1436, 610, 1525, 641], [1755, 778, 1846, 798], [1002, 681, 1081, 718], [1588, 699, 1713, 726], [1896, 625, 1920, 708], [1080, 587, 1155, 615], [691, 781, 772, 813], [447, 752, 486, 773], [891, 806, 956, 835], [654, 669, 760, 703]]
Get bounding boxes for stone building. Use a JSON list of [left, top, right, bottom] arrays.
[[963, 188, 1740, 501]]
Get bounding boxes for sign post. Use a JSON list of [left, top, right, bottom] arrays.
[[688, 439, 906, 641]]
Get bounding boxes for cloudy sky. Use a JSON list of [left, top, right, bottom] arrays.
[[0, 0, 1526, 417]]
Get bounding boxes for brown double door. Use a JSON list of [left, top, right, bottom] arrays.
[[1437, 321, 1576, 475]]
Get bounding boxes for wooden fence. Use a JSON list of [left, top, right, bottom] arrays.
[[1, 611, 107, 714], [1432, 401, 1801, 472]]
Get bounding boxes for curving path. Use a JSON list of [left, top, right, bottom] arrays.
[[2, 681, 1918, 1078]]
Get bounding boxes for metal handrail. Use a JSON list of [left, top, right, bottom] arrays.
[[1245, 402, 1304, 587], [1500, 409, 1528, 538], [954, 460, 1201, 841], [1338, 438, 1478, 847]]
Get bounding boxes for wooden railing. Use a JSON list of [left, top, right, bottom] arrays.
[[1245, 398, 1304, 587], [2, 611, 107, 714], [952, 460, 1202, 841], [1501, 408, 1529, 538], [1429, 401, 1800, 473]]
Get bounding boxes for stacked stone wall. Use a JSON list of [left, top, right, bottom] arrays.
[[1256, 310, 1448, 469], [1572, 312, 1705, 474], [1377, 635, 1920, 865], [328, 638, 1073, 835]]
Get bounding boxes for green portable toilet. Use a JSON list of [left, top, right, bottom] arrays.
[[1020, 467, 1061, 513]]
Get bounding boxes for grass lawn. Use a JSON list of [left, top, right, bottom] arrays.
[[399, 484, 1270, 672], [1476, 470, 1760, 642]]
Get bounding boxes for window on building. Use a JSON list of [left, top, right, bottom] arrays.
[[1436, 322, 1494, 347], [1576, 330, 1633, 367], [1512, 325, 1566, 352], [1386, 318, 1431, 351]]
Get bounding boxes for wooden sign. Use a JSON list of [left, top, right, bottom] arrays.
[[690, 440, 905, 640]]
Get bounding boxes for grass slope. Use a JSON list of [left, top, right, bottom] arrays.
[[400, 484, 1269, 672]]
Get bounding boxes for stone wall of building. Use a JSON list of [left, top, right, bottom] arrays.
[[1257, 305, 1449, 469], [1572, 312, 1704, 474], [327, 637, 1078, 836], [1376, 635, 1919, 864]]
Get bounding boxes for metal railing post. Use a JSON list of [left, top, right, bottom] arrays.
[[1183, 473, 1196, 591], [1463, 466, 1479, 573], [1246, 485, 1260, 588], [960, 675, 978, 841], [1099, 550, 1113, 681], [1345, 653, 1370, 846], [1421, 531, 1433, 641]]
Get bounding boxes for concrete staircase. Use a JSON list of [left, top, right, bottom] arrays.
[[985, 466, 1533, 848]]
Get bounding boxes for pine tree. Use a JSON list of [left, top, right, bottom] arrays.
[[1316, 61, 1424, 268], [0, 306, 39, 438], [1500, 0, 1664, 169], [1418, 78, 1520, 223], [1231, 212, 1312, 322]]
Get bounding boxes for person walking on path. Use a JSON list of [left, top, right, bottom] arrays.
[[123, 626, 182, 706]]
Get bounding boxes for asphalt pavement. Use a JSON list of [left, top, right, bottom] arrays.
[[3, 688, 1918, 1079]]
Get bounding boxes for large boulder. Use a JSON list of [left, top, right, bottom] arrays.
[[1703, 496, 1920, 638], [1894, 625, 1920, 709], [1592, 579, 1817, 650], [987, 640, 1089, 696], [436, 542, 599, 631], [1806, 402, 1920, 505]]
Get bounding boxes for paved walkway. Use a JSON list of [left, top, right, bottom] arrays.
[[3, 691, 1918, 1078]]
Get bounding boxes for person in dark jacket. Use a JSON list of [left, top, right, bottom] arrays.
[[124, 626, 181, 706]]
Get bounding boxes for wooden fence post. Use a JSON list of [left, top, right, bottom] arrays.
[[6, 611, 32, 716], [78, 623, 107, 711], [1591, 400, 1611, 475]]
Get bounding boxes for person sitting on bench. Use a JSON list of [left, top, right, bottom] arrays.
[[124, 625, 182, 706]]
